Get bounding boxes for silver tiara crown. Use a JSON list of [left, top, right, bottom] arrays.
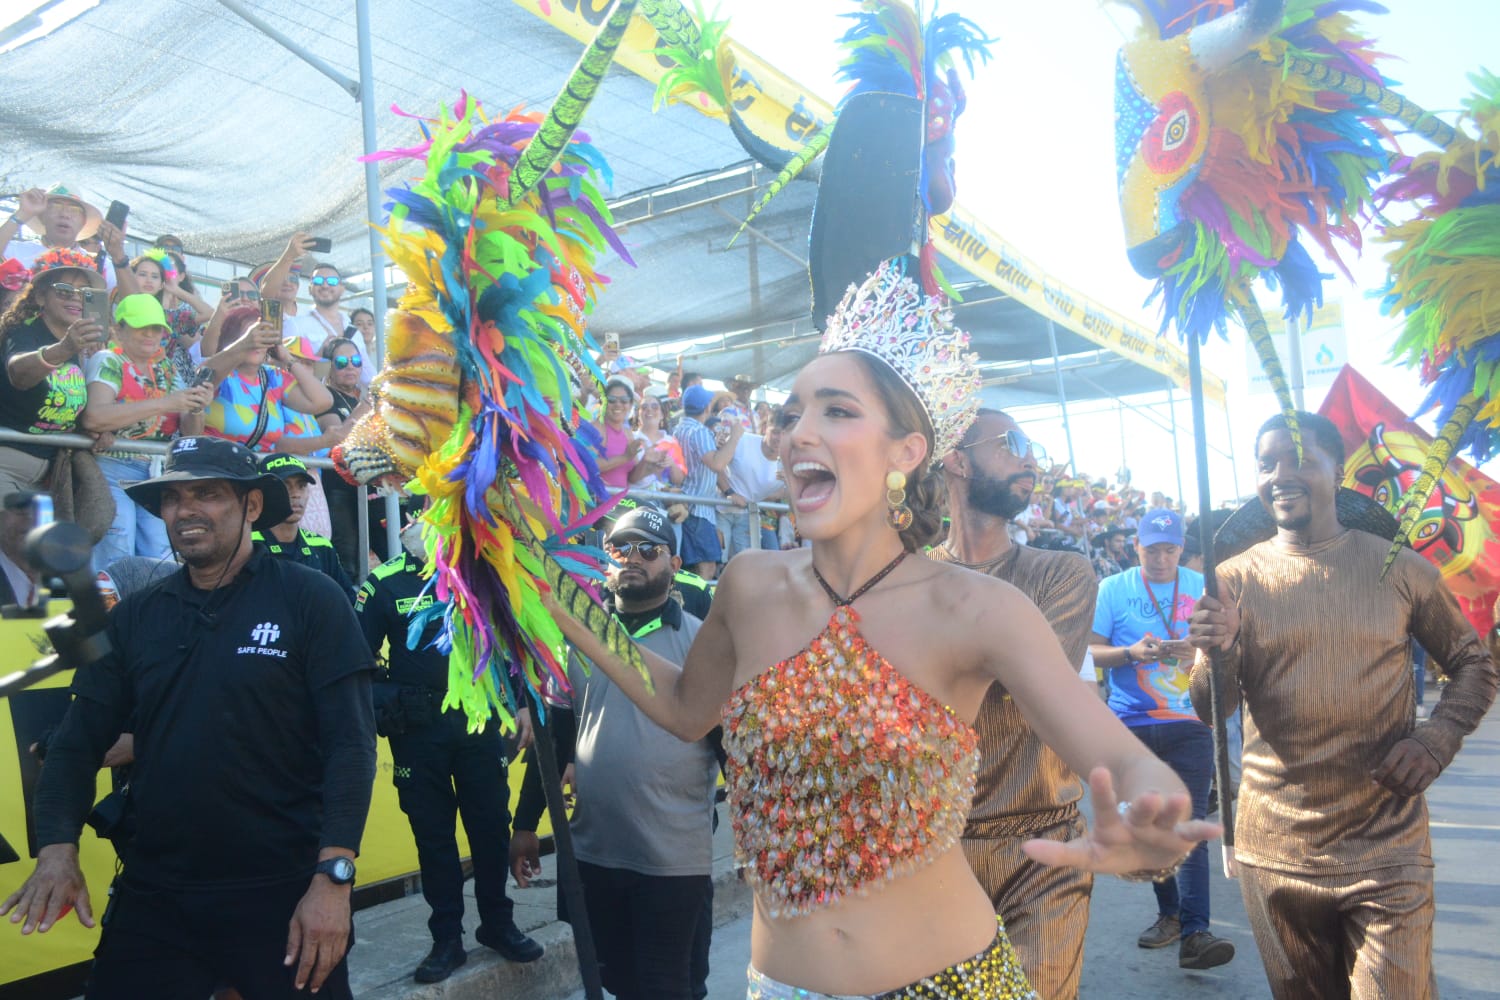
[[818, 261, 981, 459]]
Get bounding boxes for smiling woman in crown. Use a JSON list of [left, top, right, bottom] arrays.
[[549, 261, 1218, 998]]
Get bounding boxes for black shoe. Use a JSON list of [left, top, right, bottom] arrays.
[[1179, 930, 1236, 970], [475, 922, 544, 963], [413, 938, 467, 983], [1137, 914, 1181, 949]]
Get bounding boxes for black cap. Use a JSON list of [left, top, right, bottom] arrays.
[[260, 452, 316, 486], [123, 437, 291, 530], [606, 505, 676, 555]]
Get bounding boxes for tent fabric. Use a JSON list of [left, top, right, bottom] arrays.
[[4, 0, 1180, 406]]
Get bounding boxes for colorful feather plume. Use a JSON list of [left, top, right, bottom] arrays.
[[1120, 0, 1392, 343], [340, 94, 643, 731], [1378, 70, 1500, 464]]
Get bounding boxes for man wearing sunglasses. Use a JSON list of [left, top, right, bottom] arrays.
[[511, 505, 719, 1000], [300, 262, 351, 353], [931, 408, 1100, 1000]]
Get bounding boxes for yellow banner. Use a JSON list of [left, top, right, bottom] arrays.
[[511, 0, 1226, 404]]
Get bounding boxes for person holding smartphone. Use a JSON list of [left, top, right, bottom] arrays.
[[0, 247, 107, 497], [201, 306, 333, 454], [1089, 508, 1235, 971], [81, 294, 214, 568]]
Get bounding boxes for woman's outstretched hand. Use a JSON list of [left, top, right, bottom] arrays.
[[1022, 767, 1221, 876]]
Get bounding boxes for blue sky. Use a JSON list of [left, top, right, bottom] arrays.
[[730, 0, 1499, 502]]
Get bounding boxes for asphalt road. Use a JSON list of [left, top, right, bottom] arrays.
[[570, 702, 1500, 999]]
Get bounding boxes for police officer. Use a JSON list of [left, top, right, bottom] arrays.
[[254, 453, 355, 598], [2, 436, 377, 998], [355, 523, 542, 983]]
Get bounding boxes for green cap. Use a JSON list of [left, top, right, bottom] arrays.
[[261, 453, 316, 485], [114, 294, 170, 330]]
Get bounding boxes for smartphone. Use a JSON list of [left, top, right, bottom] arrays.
[[190, 365, 217, 389], [104, 200, 129, 230], [604, 332, 620, 352], [31, 493, 53, 528], [80, 287, 109, 327], [308, 236, 333, 254], [261, 298, 283, 335]]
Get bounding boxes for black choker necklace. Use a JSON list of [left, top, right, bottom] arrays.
[[811, 550, 908, 607]]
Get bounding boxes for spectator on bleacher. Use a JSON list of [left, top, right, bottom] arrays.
[[203, 306, 332, 453], [271, 338, 342, 539], [1091, 527, 1132, 580], [673, 384, 737, 580], [296, 262, 351, 352], [195, 276, 260, 363], [717, 410, 785, 560], [0, 490, 45, 608], [255, 231, 318, 331], [631, 392, 685, 491], [0, 258, 31, 319], [81, 294, 214, 569], [318, 337, 371, 577], [1, 185, 137, 295], [130, 248, 211, 370], [596, 375, 643, 490], [349, 307, 377, 385], [0, 248, 106, 498], [719, 374, 758, 433]]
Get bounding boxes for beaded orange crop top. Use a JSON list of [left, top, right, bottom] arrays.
[[721, 605, 980, 919]]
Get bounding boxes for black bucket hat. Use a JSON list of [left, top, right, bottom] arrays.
[[123, 437, 292, 530], [1212, 487, 1406, 564]]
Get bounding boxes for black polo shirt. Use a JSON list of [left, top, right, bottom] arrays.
[[33, 548, 376, 889], [355, 551, 446, 691]]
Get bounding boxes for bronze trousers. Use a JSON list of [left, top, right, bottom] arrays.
[[1238, 861, 1437, 1000], [962, 813, 1093, 1000]]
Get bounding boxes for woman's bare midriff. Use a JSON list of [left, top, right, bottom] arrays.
[[747, 846, 998, 995]]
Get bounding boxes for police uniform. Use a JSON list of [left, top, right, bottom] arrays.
[[355, 551, 536, 963], [253, 527, 355, 599]]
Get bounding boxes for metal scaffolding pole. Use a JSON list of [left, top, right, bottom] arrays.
[[1045, 319, 1079, 474], [1166, 386, 1185, 505]]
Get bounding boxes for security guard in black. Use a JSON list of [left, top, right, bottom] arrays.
[[356, 547, 542, 978]]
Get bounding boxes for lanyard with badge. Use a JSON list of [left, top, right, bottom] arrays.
[[1141, 568, 1181, 666]]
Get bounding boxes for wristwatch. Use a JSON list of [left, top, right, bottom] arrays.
[[314, 857, 356, 885]]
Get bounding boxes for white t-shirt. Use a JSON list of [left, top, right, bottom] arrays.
[[726, 433, 781, 502], [285, 308, 349, 353]]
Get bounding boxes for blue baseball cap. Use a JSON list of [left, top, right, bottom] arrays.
[[681, 384, 714, 415], [1138, 507, 1184, 547]]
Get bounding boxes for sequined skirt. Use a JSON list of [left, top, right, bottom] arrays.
[[744, 922, 1038, 999]]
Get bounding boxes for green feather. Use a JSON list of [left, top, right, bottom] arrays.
[[506, 0, 639, 208], [1383, 395, 1482, 578], [729, 125, 832, 248], [1238, 292, 1303, 462]]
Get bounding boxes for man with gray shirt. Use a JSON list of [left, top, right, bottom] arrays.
[[511, 505, 719, 1000]]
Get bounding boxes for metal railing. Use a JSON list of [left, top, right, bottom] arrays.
[[1, 430, 792, 560]]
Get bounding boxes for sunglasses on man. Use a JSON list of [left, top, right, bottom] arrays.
[[960, 429, 1048, 465], [606, 541, 667, 562], [332, 354, 363, 369], [311, 275, 341, 287]]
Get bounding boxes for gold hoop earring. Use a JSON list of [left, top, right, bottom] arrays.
[[886, 470, 912, 531]]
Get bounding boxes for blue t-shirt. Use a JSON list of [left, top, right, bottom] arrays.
[[1092, 566, 1204, 727]]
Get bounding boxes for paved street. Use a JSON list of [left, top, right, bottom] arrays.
[[570, 702, 1500, 999]]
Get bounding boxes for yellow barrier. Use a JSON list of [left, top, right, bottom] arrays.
[[0, 605, 544, 989]]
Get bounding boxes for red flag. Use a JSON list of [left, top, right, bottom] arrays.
[[1320, 366, 1500, 633]]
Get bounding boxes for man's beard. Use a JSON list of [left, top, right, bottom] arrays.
[[609, 566, 674, 603], [967, 470, 1031, 521]]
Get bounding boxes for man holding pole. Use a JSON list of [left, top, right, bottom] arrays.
[[1188, 412, 1497, 999]]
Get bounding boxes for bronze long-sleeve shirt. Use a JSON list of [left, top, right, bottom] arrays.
[[931, 544, 1098, 836], [1189, 530, 1497, 875]]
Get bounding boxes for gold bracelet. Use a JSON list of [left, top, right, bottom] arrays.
[[1117, 859, 1185, 883]]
